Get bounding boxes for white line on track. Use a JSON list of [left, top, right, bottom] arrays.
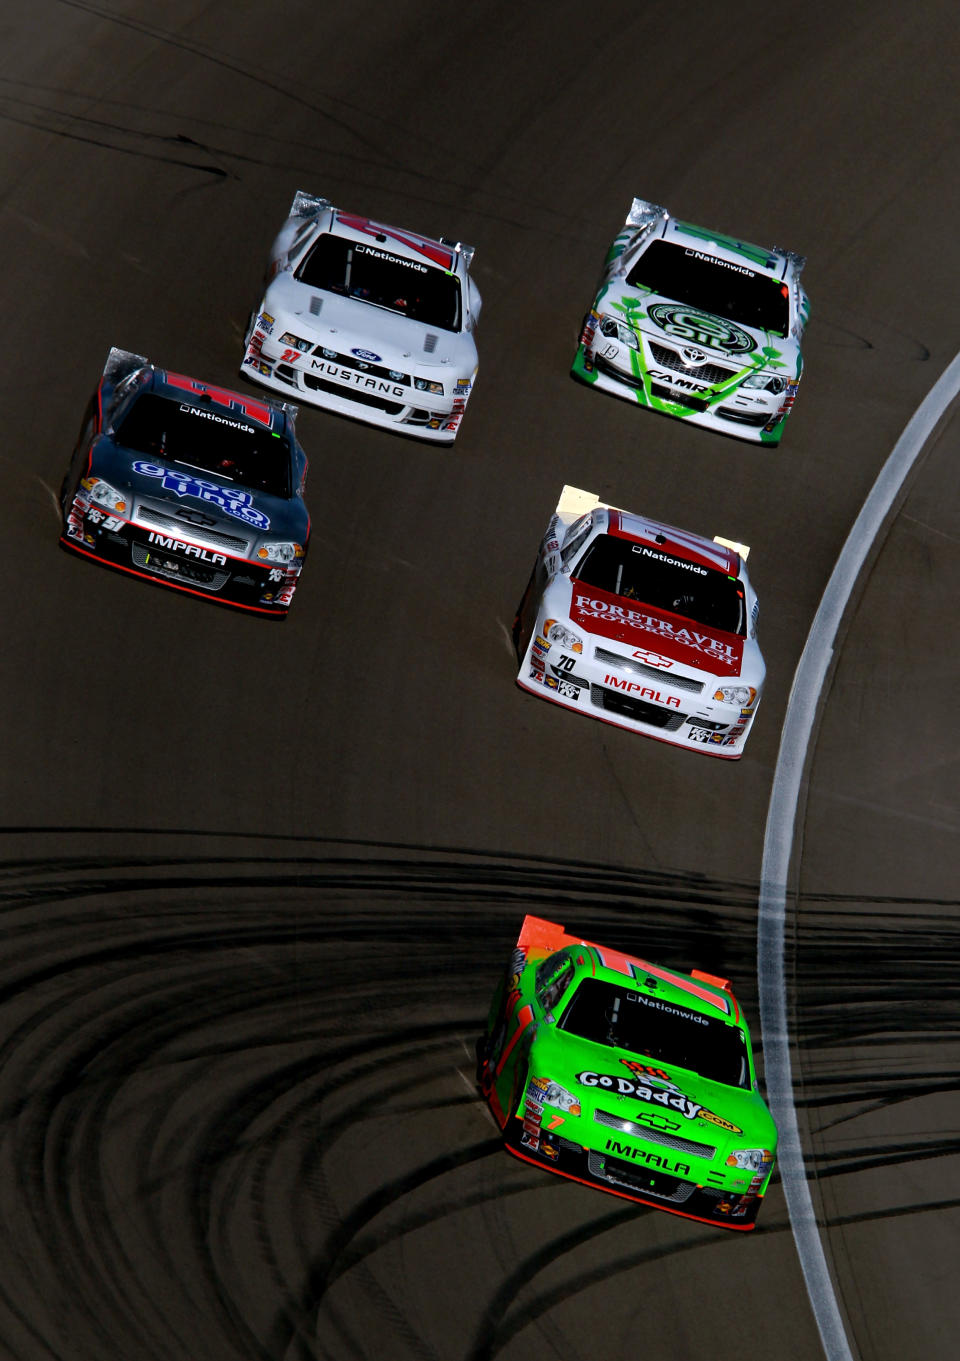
[[758, 350, 960, 1361]]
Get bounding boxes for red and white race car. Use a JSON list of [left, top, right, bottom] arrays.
[[242, 191, 480, 443], [513, 487, 765, 757]]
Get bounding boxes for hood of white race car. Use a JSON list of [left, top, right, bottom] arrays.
[[547, 576, 764, 685], [263, 273, 476, 375], [604, 284, 800, 373]]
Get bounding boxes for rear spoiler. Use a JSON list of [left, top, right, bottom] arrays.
[[516, 915, 735, 1006]]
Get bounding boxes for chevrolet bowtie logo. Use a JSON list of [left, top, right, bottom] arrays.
[[175, 508, 218, 527]]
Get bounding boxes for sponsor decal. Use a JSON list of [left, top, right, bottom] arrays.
[[309, 358, 404, 397], [647, 303, 756, 356], [351, 347, 382, 362], [580, 307, 600, 350], [687, 729, 736, 746], [698, 1109, 743, 1135], [603, 674, 681, 708], [521, 1084, 544, 1151], [648, 368, 711, 394], [556, 679, 580, 700], [683, 248, 756, 278], [336, 211, 455, 269], [603, 1140, 691, 1176], [627, 993, 709, 1025], [258, 311, 275, 334], [577, 1071, 703, 1121], [533, 634, 551, 653], [165, 372, 272, 426], [674, 221, 778, 269], [528, 668, 546, 685], [179, 403, 255, 434], [633, 648, 672, 668], [569, 584, 743, 674], [353, 241, 428, 273], [146, 533, 227, 565], [132, 461, 270, 530], [455, 377, 471, 392], [621, 1060, 673, 1083]]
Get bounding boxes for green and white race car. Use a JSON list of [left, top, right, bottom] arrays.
[[572, 198, 809, 445], [478, 915, 777, 1230]]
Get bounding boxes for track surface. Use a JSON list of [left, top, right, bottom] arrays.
[[2, 3, 958, 1358]]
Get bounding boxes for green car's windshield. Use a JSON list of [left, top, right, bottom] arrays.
[[626, 239, 789, 337], [558, 977, 750, 1088]]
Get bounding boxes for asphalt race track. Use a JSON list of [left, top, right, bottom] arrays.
[[2, 3, 959, 1359]]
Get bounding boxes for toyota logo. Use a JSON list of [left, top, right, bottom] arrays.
[[680, 346, 708, 366]]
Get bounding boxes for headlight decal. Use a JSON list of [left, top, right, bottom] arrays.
[[257, 541, 305, 564], [81, 477, 128, 514], [530, 1076, 581, 1117], [543, 619, 583, 653], [713, 684, 757, 706]]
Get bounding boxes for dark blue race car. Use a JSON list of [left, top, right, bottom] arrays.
[[60, 348, 311, 617]]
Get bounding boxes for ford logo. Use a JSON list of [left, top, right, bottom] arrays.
[[351, 348, 382, 362]]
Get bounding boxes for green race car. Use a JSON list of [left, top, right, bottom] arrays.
[[572, 198, 809, 445], [477, 915, 777, 1230]]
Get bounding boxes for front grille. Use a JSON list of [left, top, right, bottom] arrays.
[[594, 1109, 716, 1159], [717, 406, 769, 427], [688, 716, 727, 732], [310, 348, 410, 385], [302, 373, 405, 414], [650, 383, 710, 412], [135, 506, 251, 556], [588, 1150, 696, 1202], [131, 542, 230, 591], [648, 342, 736, 385], [594, 647, 704, 694], [591, 683, 687, 730]]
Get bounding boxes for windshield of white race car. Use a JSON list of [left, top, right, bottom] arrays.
[[115, 393, 292, 498], [559, 977, 750, 1088], [296, 234, 462, 331], [570, 533, 746, 635], [626, 240, 789, 337]]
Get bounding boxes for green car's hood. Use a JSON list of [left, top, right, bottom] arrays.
[[528, 1026, 776, 1161]]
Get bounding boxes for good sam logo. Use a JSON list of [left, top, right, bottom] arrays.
[[647, 303, 756, 356]]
